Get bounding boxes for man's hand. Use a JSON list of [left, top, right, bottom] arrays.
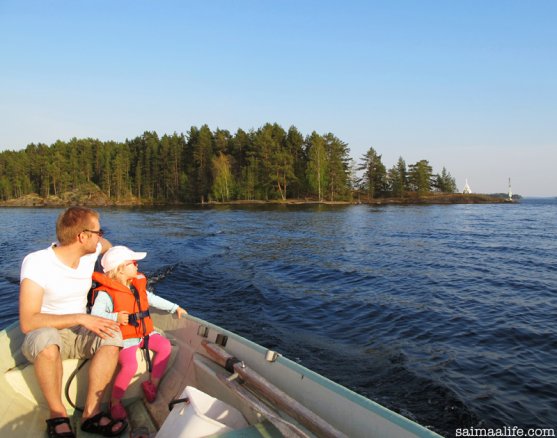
[[99, 236, 112, 254], [79, 314, 121, 339]]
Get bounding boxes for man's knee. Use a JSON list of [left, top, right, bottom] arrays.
[[97, 330, 123, 350], [92, 343, 120, 362], [22, 327, 62, 363], [100, 344, 120, 358], [79, 328, 123, 358], [90, 345, 120, 376], [37, 344, 61, 362]]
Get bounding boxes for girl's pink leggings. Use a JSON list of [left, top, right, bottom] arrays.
[[112, 333, 172, 400]]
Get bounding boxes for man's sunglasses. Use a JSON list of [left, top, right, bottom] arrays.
[[82, 229, 105, 237]]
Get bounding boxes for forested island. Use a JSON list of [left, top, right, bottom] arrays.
[[0, 123, 506, 206]]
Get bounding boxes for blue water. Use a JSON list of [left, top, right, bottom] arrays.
[[1, 199, 556, 436]]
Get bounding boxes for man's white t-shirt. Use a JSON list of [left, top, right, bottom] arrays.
[[20, 243, 102, 315]]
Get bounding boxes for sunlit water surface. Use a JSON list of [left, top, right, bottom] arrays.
[[1, 199, 556, 436]]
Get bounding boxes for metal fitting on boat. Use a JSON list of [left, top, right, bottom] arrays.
[[265, 350, 280, 362], [227, 372, 240, 382]]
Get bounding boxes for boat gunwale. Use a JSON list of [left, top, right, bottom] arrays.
[[184, 314, 441, 437], [1, 315, 441, 437]]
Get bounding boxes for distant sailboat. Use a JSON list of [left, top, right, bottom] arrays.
[[508, 178, 513, 201], [463, 179, 472, 194]]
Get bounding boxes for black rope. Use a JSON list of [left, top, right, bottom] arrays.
[[64, 359, 89, 412], [225, 356, 241, 373], [142, 334, 152, 373]]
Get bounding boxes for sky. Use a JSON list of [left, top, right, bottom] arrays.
[[1, 1, 555, 196]]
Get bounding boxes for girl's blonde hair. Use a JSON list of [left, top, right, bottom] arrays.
[[106, 263, 127, 280]]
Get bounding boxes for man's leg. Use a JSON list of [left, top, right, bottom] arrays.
[[82, 344, 119, 419], [23, 328, 71, 435], [78, 329, 125, 433], [35, 344, 66, 417]]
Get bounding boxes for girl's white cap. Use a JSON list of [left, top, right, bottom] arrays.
[[101, 245, 147, 273]]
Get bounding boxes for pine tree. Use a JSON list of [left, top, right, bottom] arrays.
[[358, 147, 386, 199], [0, 123, 460, 205], [408, 160, 433, 195], [387, 156, 407, 198], [229, 128, 253, 199], [285, 126, 306, 198], [324, 133, 351, 201], [111, 143, 130, 200], [190, 125, 213, 203], [434, 167, 457, 193]]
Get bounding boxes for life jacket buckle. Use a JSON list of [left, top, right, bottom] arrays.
[[128, 313, 140, 327]]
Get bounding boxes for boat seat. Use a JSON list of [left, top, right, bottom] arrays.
[[4, 331, 178, 413]]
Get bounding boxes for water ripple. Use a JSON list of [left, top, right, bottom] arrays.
[[1, 199, 556, 436]]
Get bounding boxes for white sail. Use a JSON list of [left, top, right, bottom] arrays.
[[463, 179, 472, 194]]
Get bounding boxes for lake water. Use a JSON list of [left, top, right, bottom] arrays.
[[1, 199, 556, 436]]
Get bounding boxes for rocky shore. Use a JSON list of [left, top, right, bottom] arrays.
[[1, 191, 512, 208], [0, 184, 142, 208]]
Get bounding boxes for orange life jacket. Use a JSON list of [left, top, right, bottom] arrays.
[[91, 271, 154, 340]]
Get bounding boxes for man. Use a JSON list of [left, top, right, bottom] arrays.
[[19, 207, 127, 437]]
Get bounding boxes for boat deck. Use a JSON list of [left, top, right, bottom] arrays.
[[1, 311, 442, 437]]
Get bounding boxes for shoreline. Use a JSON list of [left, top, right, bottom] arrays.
[[0, 193, 514, 208]]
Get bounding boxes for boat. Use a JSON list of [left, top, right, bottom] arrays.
[[462, 179, 472, 194], [0, 309, 441, 437]]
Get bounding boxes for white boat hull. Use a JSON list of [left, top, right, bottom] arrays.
[[0, 310, 441, 437]]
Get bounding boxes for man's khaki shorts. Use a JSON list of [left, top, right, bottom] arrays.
[[21, 326, 123, 363]]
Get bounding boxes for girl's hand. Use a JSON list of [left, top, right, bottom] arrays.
[[176, 306, 188, 319], [117, 311, 129, 325]]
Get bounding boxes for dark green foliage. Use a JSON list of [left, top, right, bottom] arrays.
[[433, 167, 457, 193], [285, 126, 305, 198], [0, 124, 455, 203], [408, 160, 434, 195], [190, 125, 214, 203], [386, 157, 408, 198], [323, 133, 351, 201], [357, 147, 387, 199]]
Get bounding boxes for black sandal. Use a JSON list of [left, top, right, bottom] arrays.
[[46, 417, 75, 438], [80, 412, 128, 437]]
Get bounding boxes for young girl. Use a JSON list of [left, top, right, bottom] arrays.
[[90, 245, 187, 420]]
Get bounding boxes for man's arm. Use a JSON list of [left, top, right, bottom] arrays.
[[19, 278, 120, 338]]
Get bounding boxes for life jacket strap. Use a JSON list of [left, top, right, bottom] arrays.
[[128, 310, 151, 327], [141, 334, 152, 373]]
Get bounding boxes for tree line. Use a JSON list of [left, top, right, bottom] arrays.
[[0, 123, 457, 203]]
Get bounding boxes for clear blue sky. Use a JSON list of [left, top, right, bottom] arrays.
[[1, 1, 555, 196]]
